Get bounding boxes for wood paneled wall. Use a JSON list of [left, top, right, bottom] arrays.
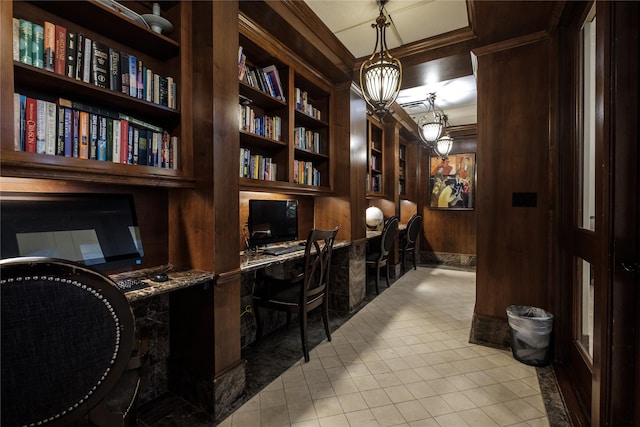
[[474, 36, 553, 319]]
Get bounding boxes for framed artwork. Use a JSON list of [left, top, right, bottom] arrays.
[[429, 153, 475, 210]]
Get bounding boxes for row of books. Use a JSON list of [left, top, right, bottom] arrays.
[[295, 88, 321, 121], [14, 93, 178, 169], [239, 148, 277, 181], [238, 104, 283, 141], [370, 153, 381, 171], [238, 46, 286, 102], [293, 127, 322, 154], [13, 18, 177, 109], [366, 173, 382, 193], [293, 160, 321, 187]]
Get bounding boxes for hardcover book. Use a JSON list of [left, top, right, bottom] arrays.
[[89, 113, 98, 160], [137, 59, 144, 99], [36, 99, 46, 153], [128, 54, 137, 97], [137, 128, 147, 165], [56, 106, 65, 156], [97, 115, 107, 161], [19, 19, 33, 65], [108, 48, 121, 92], [106, 117, 113, 162], [72, 109, 80, 157], [120, 52, 130, 95], [24, 97, 37, 153], [43, 21, 55, 71], [79, 111, 89, 159], [54, 25, 66, 75], [82, 36, 92, 83], [13, 18, 20, 61], [32, 24, 44, 69], [91, 41, 109, 88], [65, 32, 77, 79], [112, 119, 121, 163], [63, 107, 72, 157], [119, 119, 129, 163], [75, 33, 84, 81]]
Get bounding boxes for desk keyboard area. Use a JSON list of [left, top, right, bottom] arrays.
[[263, 245, 304, 256]]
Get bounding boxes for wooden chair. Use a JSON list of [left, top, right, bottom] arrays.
[[252, 227, 339, 362], [0, 257, 147, 427], [400, 213, 423, 275], [366, 216, 399, 294]]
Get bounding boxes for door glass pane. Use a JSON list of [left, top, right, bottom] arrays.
[[576, 257, 594, 361], [580, 12, 596, 231]]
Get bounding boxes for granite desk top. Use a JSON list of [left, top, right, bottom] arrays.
[[109, 265, 214, 302], [240, 240, 351, 273]]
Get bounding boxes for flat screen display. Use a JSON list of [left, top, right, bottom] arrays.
[[248, 199, 298, 248], [0, 192, 144, 272]]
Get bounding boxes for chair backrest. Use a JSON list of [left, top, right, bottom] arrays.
[[1, 257, 136, 427], [379, 216, 399, 258], [302, 227, 340, 306], [404, 214, 423, 247]]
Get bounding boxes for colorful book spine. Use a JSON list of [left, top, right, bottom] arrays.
[[137, 129, 147, 165], [43, 21, 56, 71], [137, 58, 144, 99], [32, 24, 44, 69], [45, 101, 57, 155], [120, 52, 130, 95], [63, 107, 72, 156], [54, 25, 66, 75], [19, 19, 33, 65], [72, 109, 80, 157], [128, 54, 137, 97], [56, 105, 65, 155], [24, 97, 37, 152], [120, 119, 129, 163], [79, 111, 89, 159], [97, 115, 107, 161], [106, 117, 113, 162], [75, 33, 84, 81], [112, 119, 121, 163]]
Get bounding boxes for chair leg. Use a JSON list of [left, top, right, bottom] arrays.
[[412, 247, 417, 270], [385, 261, 391, 288], [253, 300, 263, 343], [375, 262, 380, 295], [322, 300, 331, 342], [401, 249, 406, 275], [300, 310, 309, 362]]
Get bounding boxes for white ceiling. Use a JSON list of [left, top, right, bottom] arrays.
[[303, 0, 477, 127]]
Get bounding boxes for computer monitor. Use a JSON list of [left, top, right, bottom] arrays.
[[0, 192, 144, 272], [247, 199, 298, 248]]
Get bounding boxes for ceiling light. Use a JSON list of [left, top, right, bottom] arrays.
[[418, 93, 453, 159], [417, 93, 445, 143], [359, 0, 402, 120]]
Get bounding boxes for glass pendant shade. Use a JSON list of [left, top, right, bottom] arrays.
[[434, 134, 453, 159], [359, 3, 402, 118], [417, 93, 444, 144]]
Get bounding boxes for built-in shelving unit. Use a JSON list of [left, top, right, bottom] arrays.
[[2, 0, 192, 188], [366, 116, 384, 196], [399, 142, 407, 198], [238, 16, 332, 194]]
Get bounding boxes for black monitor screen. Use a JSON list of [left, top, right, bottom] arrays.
[[0, 192, 144, 272], [248, 199, 298, 248]]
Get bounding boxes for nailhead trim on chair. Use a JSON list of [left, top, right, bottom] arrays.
[[1, 275, 121, 427]]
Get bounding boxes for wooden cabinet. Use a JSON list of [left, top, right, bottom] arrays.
[[1, 1, 192, 188], [366, 116, 384, 195], [238, 15, 332, 194]]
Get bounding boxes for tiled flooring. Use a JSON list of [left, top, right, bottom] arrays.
[[218, 267, 552, 427]]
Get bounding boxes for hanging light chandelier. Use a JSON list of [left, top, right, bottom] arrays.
[[359, 0, 402, 119], [418, 93, 453, 159]]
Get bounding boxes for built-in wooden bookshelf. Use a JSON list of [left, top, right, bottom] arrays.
[[238, 16, 332, 194], [1, 1, 192, 188], [366, 116, 384, 195], [399, 142, 407, 198]]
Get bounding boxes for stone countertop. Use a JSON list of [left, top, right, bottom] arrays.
[[109, 265, 214, 302], [240, 240, 351, 273]]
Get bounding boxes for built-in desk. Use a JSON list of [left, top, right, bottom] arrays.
[[108, 265, 214, 405], [240, 240, 351, 272]]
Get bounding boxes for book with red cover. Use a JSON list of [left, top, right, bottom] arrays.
[[119, 119, 129, 163], [54, 25, 66, 75], [24, 97, 37, 153]]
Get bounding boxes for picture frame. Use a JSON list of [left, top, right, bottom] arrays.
[[428, 153, 475, 210]]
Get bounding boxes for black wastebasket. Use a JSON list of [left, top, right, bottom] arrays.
[[506, 305, 553, 366]]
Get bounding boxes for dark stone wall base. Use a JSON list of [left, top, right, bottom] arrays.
[[469, 313, 511, 349], [214, 362, 246, 420], [421, 251, 477, 270]]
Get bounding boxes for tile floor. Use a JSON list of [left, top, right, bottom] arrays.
[[218, 267, 552, 427]]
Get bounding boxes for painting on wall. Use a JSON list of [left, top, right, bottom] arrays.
[[429, 154, 475, 210]]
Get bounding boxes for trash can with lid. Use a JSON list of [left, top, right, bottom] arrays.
[[506, 305, 553, 366]]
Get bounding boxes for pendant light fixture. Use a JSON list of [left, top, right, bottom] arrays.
[[418, 93, 453, 159], [359, 0, 402, 119]]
